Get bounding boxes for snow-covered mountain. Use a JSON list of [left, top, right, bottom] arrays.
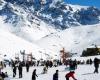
[[36, 24, 100, 56], [0, 0, 100, 40], [0, 0, 100, 30], [0, 24, 56, 60], [0, 0, 57, 42], [0, 0, 100, 60]]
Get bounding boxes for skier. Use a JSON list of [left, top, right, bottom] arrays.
[[53, 70, 59, 80], [18, 62, 23, 78], [89, 59, 92, 65], [13, 64, 16, 77], [32, 69, 38, 80], [45, 61, 49, 69], [65, 71, 77, 80], [42, 66, 48, 74], [37, 61, 40, 66], [94, 58, 99, 73], [73, 59, 77, 69], [49, 61, 53, 68], [26, 61, 30, 72]]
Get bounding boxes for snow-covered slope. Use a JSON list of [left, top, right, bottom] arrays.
[[0, 29, 44, 60], [36, 24, 100, 56], [0, 20, 57, 60]]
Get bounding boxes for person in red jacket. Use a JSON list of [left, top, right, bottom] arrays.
[[65, 71, 77, 80]]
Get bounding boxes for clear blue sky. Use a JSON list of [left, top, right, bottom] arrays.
[[64, 0, 100, 9]]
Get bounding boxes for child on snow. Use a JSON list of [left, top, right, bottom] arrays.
[[0, 72, 10, 80], [65, 71, 77, 80], [42, 66, 48, 74]]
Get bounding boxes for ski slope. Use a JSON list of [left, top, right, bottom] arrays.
[[2, 64, 100, 80], [0, 27, 57, 60], [0, 17, 58, 60], [0, 28, 45, 60]]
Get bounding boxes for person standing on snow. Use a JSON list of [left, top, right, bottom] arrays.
[[26, 61, 30, 72], [53, 70, 59, 80], [12, 63, 17, 77], [94, 58, 99, 73], [18, 62, 23, 78], [32, 69, 38, 80]]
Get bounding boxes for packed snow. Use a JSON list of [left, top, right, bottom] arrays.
[[1, 63, 100, 80]]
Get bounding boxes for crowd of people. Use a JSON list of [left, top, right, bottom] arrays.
[[0, 57, 100, 80]]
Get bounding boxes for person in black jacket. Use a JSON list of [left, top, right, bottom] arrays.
[[32, 69, 38, 80], [94, 58, 99, 73], [53, 70, 59, 80], [18, 62, 23, 78], [26, 61, 30, 72], [13, 64, 16, 77]]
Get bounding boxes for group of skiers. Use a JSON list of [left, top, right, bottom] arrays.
[[65, 59, 77, 71], [0, 57, 100, 80], [10, 59, 61, 79], [36, 60, 62, 67], [32, 69, 77, 80], [31, 59, 78, 80], [12, 60, 32, 78], [12, 60, 23, 78]]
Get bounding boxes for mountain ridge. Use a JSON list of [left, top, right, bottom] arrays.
[[0, 0, 100, 30]]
